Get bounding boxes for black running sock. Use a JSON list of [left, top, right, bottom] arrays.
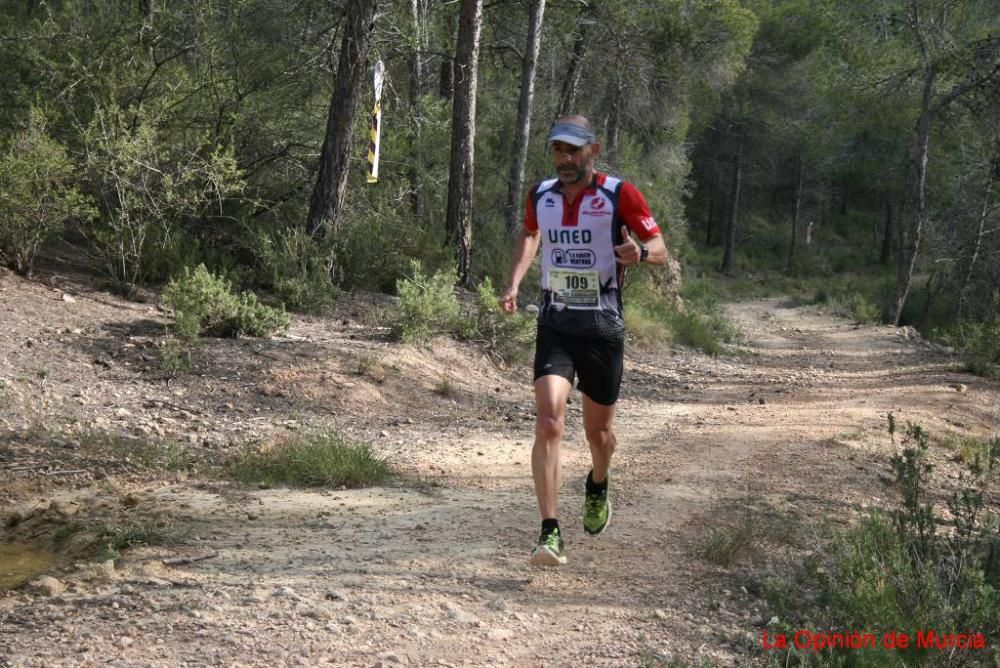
[[586, 470, 608, 495], [541, 518, 559, 534]]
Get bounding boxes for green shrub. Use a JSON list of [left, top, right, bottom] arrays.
[[0, 108, 97, 276], [765, 422, 1000, 666], [80, 105, 246, 287], [943, 296, 1000, 379], [157, 339, 194, 376], [804, 275, 893, 325], [393, 260, 463, 342], [226, 430, 392, 488], [463, 276, 535, 365], [163, 264, 289, 338], [624, 275, 738, 355], [845, 292, 881, 325], [253, 226, 337, 314]]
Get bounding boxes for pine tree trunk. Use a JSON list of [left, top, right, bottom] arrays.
[[721, 136, 743, 275], [705, 170, 716, 246], [409, 0, 428, 217], [504, 0, 545, 236], [879, 193, 894, 265], [885, 64, 935, 326], [958, 178, 993, 319], [305, 0, 377, 243], [603, 72, 623, 168], [445, 0, 484, 286], [786, 157, 804, 272], [557, 18, 590, 117]]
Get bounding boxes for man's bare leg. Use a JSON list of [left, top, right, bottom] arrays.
[[532, 375, 572, 520], [582, 394, 615, 535], [582, 395, 616, 484]]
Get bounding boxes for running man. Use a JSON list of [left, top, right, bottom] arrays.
[[501, 115, 670, 566]]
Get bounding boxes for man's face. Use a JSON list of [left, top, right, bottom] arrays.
[[550, 140, 598, 186]]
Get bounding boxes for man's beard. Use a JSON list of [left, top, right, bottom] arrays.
[[557, 164, 588, 184]]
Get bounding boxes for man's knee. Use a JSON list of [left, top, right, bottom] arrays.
[[585, 424, 614, 449], [536, 414, 565, 443]]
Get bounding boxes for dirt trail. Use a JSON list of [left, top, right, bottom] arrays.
[[2, 275, 998, 667]]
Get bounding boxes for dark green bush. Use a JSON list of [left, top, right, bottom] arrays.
[[465, 276, 535, 366], [393, 260, 463, 343], [227, 430, 392, 488], [943, 294, 1000, 379], [0, 108, 96, 276], [163, 264, 289, 338], [765, 422, 1000, 666], [253, 226, 337, 314]]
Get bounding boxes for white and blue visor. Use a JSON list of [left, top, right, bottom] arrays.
[[547, 122, 595, 147]]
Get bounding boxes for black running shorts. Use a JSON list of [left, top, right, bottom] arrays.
[[533, 325, 625, 406]]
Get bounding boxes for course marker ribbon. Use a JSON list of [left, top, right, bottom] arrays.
[[367, 60, 385, 184]]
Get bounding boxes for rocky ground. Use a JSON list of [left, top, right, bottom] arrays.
[[1, 264, 998, 667]]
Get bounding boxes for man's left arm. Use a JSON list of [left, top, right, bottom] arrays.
[[614, 182, 670, 266], [640, 233, 668, 265]]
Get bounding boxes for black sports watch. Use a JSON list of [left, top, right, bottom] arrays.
[[639, 244, 649, 263]]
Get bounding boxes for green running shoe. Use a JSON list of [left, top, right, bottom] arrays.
[[530, 527, 567, 566], [584, 478, 612, 535]]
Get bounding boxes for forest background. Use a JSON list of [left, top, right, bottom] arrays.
[[1, 0, 999, 373], [3, 3, 1000, 665]]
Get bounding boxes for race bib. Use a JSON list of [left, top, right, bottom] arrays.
[[549, 269, 600, 309]]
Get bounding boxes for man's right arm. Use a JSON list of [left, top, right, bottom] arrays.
[[501, 228, 540, 314]]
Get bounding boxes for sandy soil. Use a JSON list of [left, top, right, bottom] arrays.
[[1, 266, 998, 667]]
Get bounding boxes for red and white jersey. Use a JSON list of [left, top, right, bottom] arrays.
[[524, 172, 660, 338]]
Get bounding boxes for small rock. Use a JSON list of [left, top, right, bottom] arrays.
[[949, 383, 967, 393], [298, 605, 332, 621], [653, 609, 668, 620], [485, 598, 509, 612], [61, 293, 76, 303], [443, 603, 479, 624], [29, 576, 65, 597], [273, 586, 299, 599]]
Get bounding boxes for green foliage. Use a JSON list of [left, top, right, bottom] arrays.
[[80, 106, 246, 287], [765, 422, 1000, 666], [227, 430, 392, 488], [0, 108, 96, 276], [698, 513, 761, 568], [393, 260, 463, 343], [392, 262, 533, 364], [163, 264, 289, 339], [252, 226, 337, 314], [54, 514, 186, 562], [813, 289, 882, 325], [942, 295, 1000, 379], [157, 339, 194, 376], [465, 277, 535, 366], [889, 423, 936, 562], [101, 519, 184, 557], [625, 275, 739, 355], [353, 353, 387, 384]]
